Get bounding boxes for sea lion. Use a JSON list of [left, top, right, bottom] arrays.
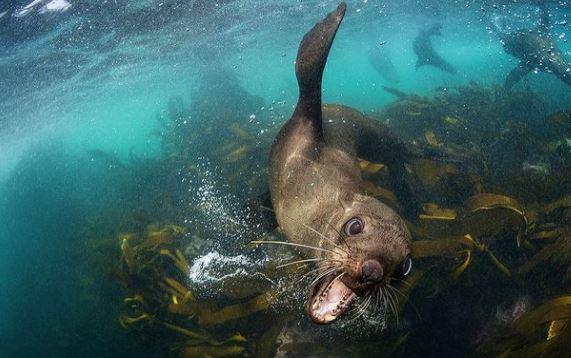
[[268, 3, 413, 324], [493, 3, 571, 89], [413, 24, 457, 74], [368, 45, 400, 84]]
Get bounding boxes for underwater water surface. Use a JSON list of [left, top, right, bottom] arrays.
[[1, 0, 571, 357]]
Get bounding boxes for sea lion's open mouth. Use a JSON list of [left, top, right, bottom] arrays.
[[307, 272, 358, 324]]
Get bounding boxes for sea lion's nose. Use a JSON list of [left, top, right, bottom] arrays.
[[361, 259, 384, 283]]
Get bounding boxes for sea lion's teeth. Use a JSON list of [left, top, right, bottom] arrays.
[[324, 313, 336, 322]]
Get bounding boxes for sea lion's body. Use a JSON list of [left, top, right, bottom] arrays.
[[413, 24, 457, 74], [268, 3, 413, 324], [497, 4, 571, 89], [270, 104, 412, 243]]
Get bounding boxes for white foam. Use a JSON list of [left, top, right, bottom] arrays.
[[15, 0, 44, 17], [15, 0, 71, 17], [39, 0, 72, 14], [188, 251, 260, 284]]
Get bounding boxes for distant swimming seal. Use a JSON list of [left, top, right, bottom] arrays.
[[494, 3, 571, 89], [268, 3, 413, 324], [413, 24, 457, 74]]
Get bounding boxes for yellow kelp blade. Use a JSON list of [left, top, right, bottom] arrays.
[[513, 296, 571, 335], [481, 297, 571, 357], [357, 158, 385, 174], [160, 249, 190, 275], [212, 333, 248, 347], [409, 159, 460, 188], [230, 124, 255, 142], [226, 145, 250, 162], [451, 250, 472, 279], [415, 193, 528, 241], [424, 130, 440, 147], [120, 234, 137, 273], [412, 237, 467, 259], [544, 195, 571, 215], [180, 345, 246, 357], [198, 292, 275, 326], [163, 277, 193, 301], [461, 193, 528, 239], [119, 313, 151, 328], [168, 301, 196, 316], [413, 234, 511, 277], [159, 321, 209, 341], [486, 248, 511, 276], [547, 319, 569, 341], [518, 239, 563, 274]]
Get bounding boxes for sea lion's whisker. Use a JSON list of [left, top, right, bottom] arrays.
[[388, 284, 421, 319], [354, 294, 372, 321], [374, 288, 381, 314], [386, 288, 400, 325], [323, 218, 352, 253], [379, 287, 387, 316], [349, 292, 371, 317], [298, 221, 350, 255], [391, 277, 413, 289], [276, 257, 342, 269], [296, 264, 335, 283], [311, 269, 342, 288], [259, 205, 349, 254], [363, 295, 373, 313], [250, 240, 340, 256], [379, 287, 389, 315]]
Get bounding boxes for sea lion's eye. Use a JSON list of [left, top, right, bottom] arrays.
[[344, 217, 363, 236], [402, 255, 413, 277]]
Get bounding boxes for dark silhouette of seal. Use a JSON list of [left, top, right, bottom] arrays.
[[494, 3, 571, 89], [413, 24, 457, 74], [268, 3, 413, 324]]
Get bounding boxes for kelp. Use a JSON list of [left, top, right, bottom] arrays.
[[412, 234, 511, 278], [87, 82, 571, 356], [477, 296, 571, 357], [197, 292, 276, 326], [114, 223, 263, 356], [415, 193, 528, 242]]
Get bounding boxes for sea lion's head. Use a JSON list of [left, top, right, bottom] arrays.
[[306, 194, 412, 324]]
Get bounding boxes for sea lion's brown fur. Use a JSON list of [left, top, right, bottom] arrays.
[[268, 3, 412, 324]]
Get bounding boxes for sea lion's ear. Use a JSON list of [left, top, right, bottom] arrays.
[[293, 2, 346, 139]]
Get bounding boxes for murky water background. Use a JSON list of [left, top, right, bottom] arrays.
[[1, 0, 570, 357]]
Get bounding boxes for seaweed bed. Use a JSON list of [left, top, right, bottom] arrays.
[[2, 80, 570, 357]]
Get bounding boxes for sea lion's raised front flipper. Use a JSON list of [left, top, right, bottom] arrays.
[[504, 63, 530, 90], [292, 2, 346, 140]]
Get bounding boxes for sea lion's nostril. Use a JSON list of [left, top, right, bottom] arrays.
[[361, 259, 383, 283]]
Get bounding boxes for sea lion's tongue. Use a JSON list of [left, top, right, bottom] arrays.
[[309, 275, 357, 324]]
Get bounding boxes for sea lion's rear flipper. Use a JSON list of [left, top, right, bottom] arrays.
[[383, 86, 409, 99], [505, 63, 530, 90], [292, 2, 346, 140]]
